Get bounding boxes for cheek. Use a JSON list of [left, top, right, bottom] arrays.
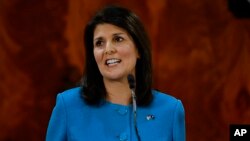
[[93, 49, 102, 64], [121, 49, 138, 65], [121, 46, 138, 60]]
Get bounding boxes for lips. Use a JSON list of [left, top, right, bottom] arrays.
[[105, 58, 121, 66]]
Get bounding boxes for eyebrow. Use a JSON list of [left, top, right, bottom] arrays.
[[93, 37, 103, 42], [113, 33, 125, 36], [93, 32, 125, 41]]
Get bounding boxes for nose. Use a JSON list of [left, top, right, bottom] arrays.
[[104, 42, 116, 55]]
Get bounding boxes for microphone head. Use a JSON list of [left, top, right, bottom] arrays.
[[127, 74, 135, 89]]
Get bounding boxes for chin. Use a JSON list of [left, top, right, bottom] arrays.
[[102, 73, 127, 81]]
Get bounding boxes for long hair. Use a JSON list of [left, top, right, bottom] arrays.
[[81, 5, 153, 106]]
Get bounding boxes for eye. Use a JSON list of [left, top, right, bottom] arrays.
[[114, 36, 124, 42], [94, 40, 104, 47]]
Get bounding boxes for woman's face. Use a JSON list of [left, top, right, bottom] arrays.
[[93, 23, 139, 81]]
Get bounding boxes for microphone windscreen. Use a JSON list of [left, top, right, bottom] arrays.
[[127, 74, 135, 89]]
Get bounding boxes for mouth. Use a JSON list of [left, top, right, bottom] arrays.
[[105, 58, 121, 66]]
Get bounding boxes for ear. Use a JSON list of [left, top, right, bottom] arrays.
[[136, 49, 140, 59]]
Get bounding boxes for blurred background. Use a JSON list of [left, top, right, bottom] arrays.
[[0, 0, 250, 140]]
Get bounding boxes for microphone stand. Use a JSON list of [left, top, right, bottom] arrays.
[[131, 89, 141, 141], [128, 75, 141, 141]]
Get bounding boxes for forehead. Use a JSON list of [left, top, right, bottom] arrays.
[[93, 23, 129, 38]]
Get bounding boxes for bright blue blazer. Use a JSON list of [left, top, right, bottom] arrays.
[[46, 87, 185, 141]]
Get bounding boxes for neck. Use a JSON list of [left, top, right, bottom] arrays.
[[104, 78, 131, 105]]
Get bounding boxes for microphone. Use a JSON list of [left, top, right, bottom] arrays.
[[127, 74, 141, 141], [127, 74, 135, 90]]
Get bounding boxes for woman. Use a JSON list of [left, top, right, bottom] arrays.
[[46, 5, 185, 141]]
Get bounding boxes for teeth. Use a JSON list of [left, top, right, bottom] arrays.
[[106, 59, 121, 65]]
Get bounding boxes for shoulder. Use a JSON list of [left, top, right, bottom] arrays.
[[151, 89, 180, 105], [59, 87, 82, 98], [150, 89, 184, 114], [56, 87, 85, 107]]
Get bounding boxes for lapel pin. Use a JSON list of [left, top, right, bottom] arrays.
[[146, 114, 155, 120]]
